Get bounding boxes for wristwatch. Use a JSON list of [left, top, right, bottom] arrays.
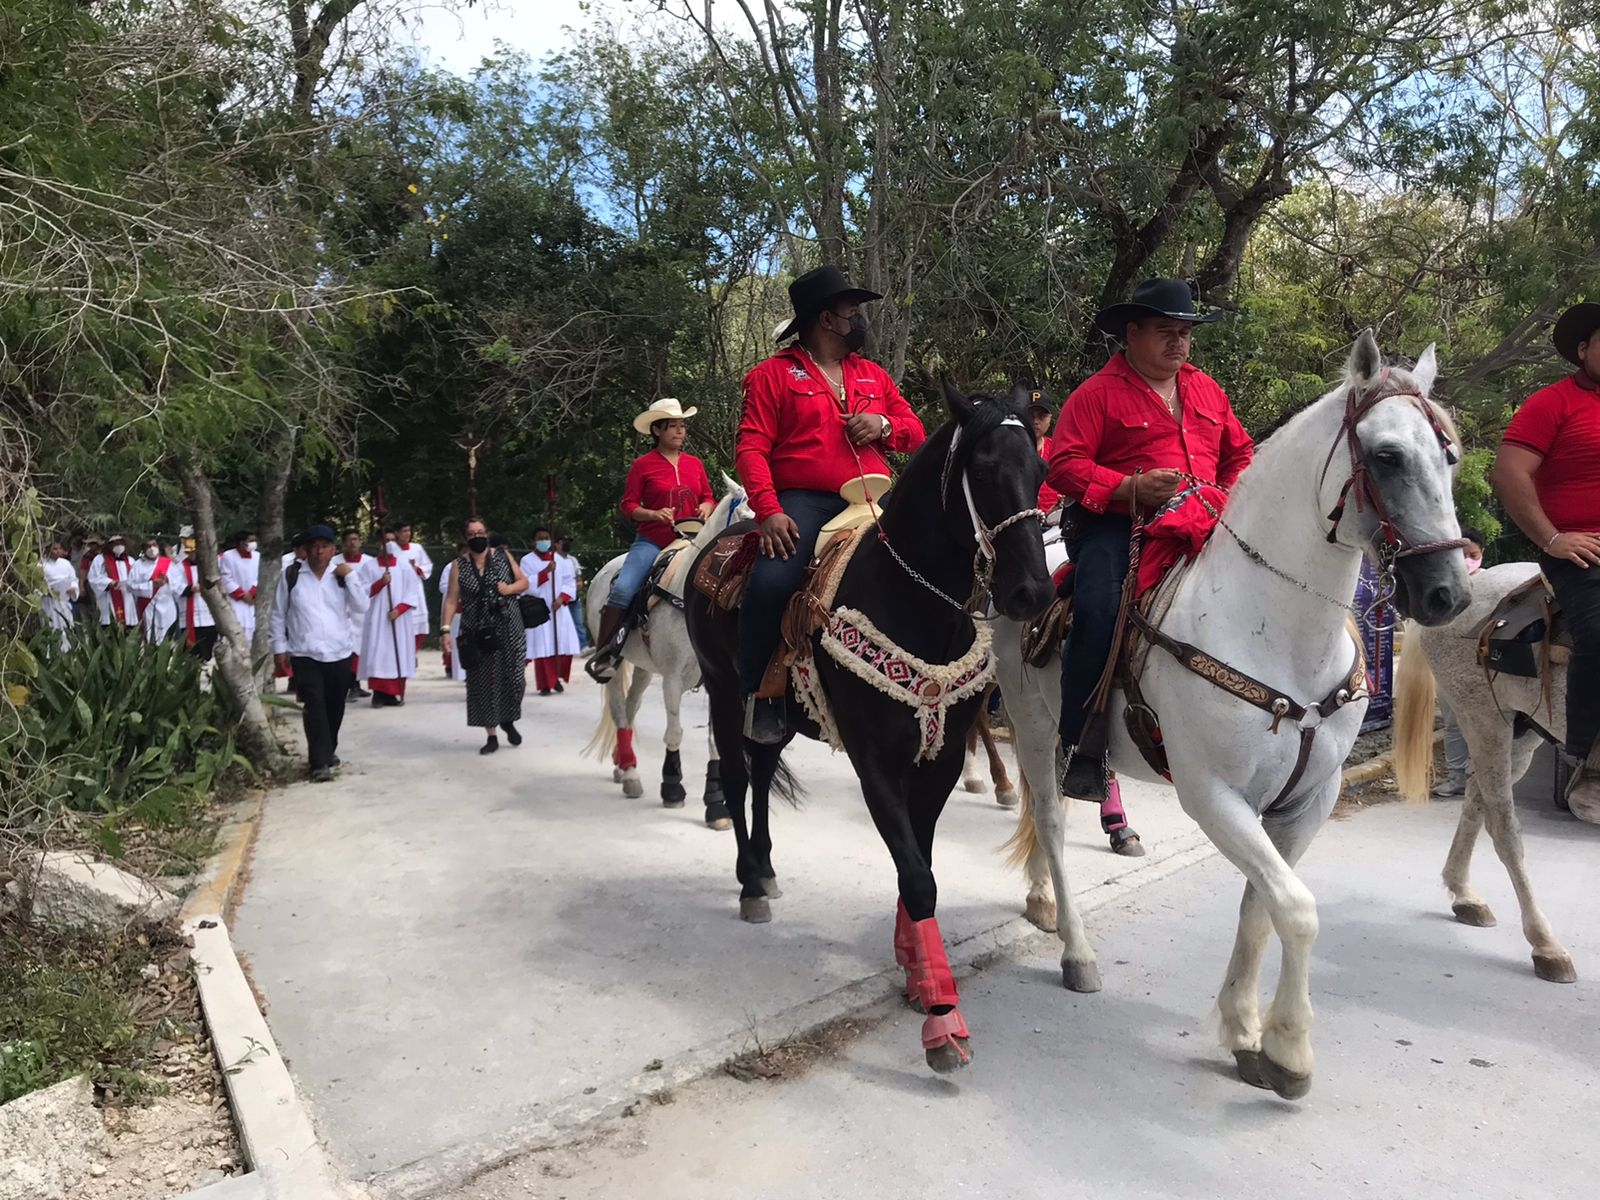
[[878, 414, 892, 440]]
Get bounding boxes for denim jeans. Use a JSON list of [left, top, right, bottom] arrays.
[[1058, 511, 1132, 747], [738, 489, 848, 694], [605, 535, 662, 610], [1542, 555, 1600, 759]]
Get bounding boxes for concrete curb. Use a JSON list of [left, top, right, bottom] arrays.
[[180, 792, 263, 926], [368, 826, 1219, 1199], [1339, 730, 1444, 788]]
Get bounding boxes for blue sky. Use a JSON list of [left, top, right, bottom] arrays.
[[394, 1, 592, 73]]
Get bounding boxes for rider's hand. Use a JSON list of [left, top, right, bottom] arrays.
[[759, 513, 800, 560], [844, 413, 885, 446], [1549, 531, 1600, 567], [1134, 469, 1185, 508]]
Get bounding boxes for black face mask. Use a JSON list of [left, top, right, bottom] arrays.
[[842, 312, 868, 352], [467, 535, 489, 554]]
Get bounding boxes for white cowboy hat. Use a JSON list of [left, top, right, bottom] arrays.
[[633, 397, 700, 436]]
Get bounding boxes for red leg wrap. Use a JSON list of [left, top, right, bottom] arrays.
[[909, 917, 960, 1011], [893, 900, 917, 1000], [616, 727, 636, 770], [1100, 774, 1128, 833], [920, 1008, 972, 1053]]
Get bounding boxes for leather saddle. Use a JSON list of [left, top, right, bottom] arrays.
[[692, 527, 759, 611], [1478, 573, 1569, 679]]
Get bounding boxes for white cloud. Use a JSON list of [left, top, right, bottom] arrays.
[[392, 0, 592, 73]]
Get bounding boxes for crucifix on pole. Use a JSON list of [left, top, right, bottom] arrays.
[[453, 429, 485, 518]]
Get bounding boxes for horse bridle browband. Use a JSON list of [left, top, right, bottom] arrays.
[[940, 415, 1045, 611]]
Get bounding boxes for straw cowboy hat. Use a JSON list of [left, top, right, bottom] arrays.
[[1093, 278, 1223, 339], [1553, 302, 1600, 366], [774, 264, 883, 344], [633, 397, 699, 436]]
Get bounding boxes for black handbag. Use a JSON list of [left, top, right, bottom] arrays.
[[458, 623, 498, 672], [519, 595, 551, 630]]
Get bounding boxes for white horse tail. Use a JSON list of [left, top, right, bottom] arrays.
[[1001, 769, 1041, 870], [584, 661, 633, 762], [1393, 620, 1437, 805]]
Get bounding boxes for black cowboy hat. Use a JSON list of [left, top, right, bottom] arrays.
[[1553, 302, 1600, 366], [774, 264, 882, 344], [1093, 278, 1223, 339]]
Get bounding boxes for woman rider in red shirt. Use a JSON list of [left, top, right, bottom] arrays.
[[588, 398, 715, 681]]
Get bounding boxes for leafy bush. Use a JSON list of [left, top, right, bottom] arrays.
[[16, 626, 246, 854]]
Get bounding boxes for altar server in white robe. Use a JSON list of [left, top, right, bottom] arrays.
[[218, 532, 260, 639], [338, 529, 378, 697], [41, 543, 79, 635], [521, 526, 579, 696], [87, 534, 141, 628], [361, 539, 424, 707], [393, 522, 433, 651], [131, 537, 185, 643], [175, 549, 217, 660]]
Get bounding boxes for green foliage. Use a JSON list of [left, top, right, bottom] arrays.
[[16, 628, 244, 855]]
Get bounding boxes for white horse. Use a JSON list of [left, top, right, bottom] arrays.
[[1391, 563, 1579, 983], [586, 477, 752, 830], [998, 333, 1471, 1099]]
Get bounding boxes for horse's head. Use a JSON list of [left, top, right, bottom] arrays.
[[940, 381, 1054, 620], [1329, 331, 1472, 626]]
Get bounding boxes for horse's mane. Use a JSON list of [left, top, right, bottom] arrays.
[[688, 477, 750, 553], [891, 390, 1029, 507]]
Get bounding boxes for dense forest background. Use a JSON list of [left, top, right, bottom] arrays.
[[4, 0, 1598, 577]]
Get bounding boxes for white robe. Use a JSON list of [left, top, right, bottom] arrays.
[[41, 557, 78, 631], [359, 555, 423, 681], [218, 548, 260, 637], [520, 551, 580, 660], [338, 554, 380, 672], [175, 559, 215, 637], [87, 551, 141, 626], [438, 559, 465, 681], [131, 555, 185, 642], [394, 541, 434, 639]]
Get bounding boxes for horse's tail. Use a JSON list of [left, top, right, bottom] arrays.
[[1001, 769, 1041, 871], [583, 662, 632, 762], [1393, 620, 1437, 805]]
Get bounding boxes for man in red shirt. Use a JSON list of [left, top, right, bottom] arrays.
[[1048, 278, 1254, 797], [737, 264, 926, 742], [589, 398, 715, 680], [1492, 301, 1600, 822]]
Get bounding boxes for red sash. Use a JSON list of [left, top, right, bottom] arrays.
[[103, 552, 137, 624], [136, 556, 172, 620]]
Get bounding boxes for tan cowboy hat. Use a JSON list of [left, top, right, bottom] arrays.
[[633, 397, 699, 436]]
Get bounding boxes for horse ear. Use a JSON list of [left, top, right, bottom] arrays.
[[1347, 329, 1382, 386], [722, 471, 739, 492], [1010, 383, 1033, 410], [943, 379, 976, 424], [1412, 344, 1439, 395]]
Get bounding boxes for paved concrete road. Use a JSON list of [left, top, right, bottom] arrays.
[[452, 785, 1600, 1200], [231, 672, 1204, 1192]]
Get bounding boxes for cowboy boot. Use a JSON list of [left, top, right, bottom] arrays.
[[584, 607, 627, 682]]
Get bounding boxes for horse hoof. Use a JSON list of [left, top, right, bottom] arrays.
[[708, 817, 732, 832], [704, 801, 730, 831], [1110, 831, 1146, 857], [1534, 953, 1578, 983], [1452, 900, 1496, 928], [760, 876, 782, 899], [1023, 894, 1057, 933], [1235, 1049, 1271, 1090], [612, 767, 623, 783], [622, 779, 644, 799], [739, 897, 771, 923], [1236, 1050, 1310, 1100], [963, 778, 986, 794], [661, 796, 685, 809], [924, 1038, 972, 1074], [1061, 959, 1102, 993], [995, 786, 1019, 809]]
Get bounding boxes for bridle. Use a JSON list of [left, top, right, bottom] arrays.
[[1321, 368, 1468, 573], [878, 411, 1044, 615]]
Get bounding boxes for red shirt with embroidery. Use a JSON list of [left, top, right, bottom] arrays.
[[1501, 371, 1600, 531], [1047, 353, 1253, 515], [737, 346, 926, 523], [619, 450, 716, 549]]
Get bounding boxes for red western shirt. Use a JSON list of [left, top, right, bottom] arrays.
[[619, 450, 715, 549], [1501, 371, 1600, 531], [1047, 353, 1253, 515], [737, 346, 926, 523]]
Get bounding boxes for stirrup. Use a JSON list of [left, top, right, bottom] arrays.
[[584, 649, 620, 683]]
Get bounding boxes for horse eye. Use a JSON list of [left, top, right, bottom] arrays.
[[1373, 449, 1403, 468]]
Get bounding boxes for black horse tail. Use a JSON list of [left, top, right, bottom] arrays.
[[747, 742, 806, 808], [771, 753, 804, 807]]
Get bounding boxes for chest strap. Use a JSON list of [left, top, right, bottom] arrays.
[[1127, 608, 1368, 808]]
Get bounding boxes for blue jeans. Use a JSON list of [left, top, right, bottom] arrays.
[[1058, 512, 1132, 747], [606, 535, 662, 610], [738, 489, 848, 694]]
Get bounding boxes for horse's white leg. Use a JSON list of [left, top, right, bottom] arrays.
[[619, 665, 651, 799], [1440, 716, 1511, 927], [962, 725, 987, 793], [1186, 779, 1331, 1099], [1476, 734, 1576, 982], [1215, 881, 1273, 1060], [659, 672, 688, 808]]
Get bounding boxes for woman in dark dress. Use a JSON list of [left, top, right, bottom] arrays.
[[440, 517, 529, 754]]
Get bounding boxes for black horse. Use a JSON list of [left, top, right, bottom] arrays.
[[685, 384, 1054, 1071]]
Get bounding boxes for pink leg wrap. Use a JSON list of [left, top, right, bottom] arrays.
[[909, 917, 960, 1011], [616, 727, 636, 770], [920, 1008, 971, 1053], [893, 900, 917, 999], [1100, 773, 1127, 832]]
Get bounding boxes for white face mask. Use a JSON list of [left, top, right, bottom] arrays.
[[245, 540, 258, 553], [144, 546, 160, 560], [110, 544, 126, 558]]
